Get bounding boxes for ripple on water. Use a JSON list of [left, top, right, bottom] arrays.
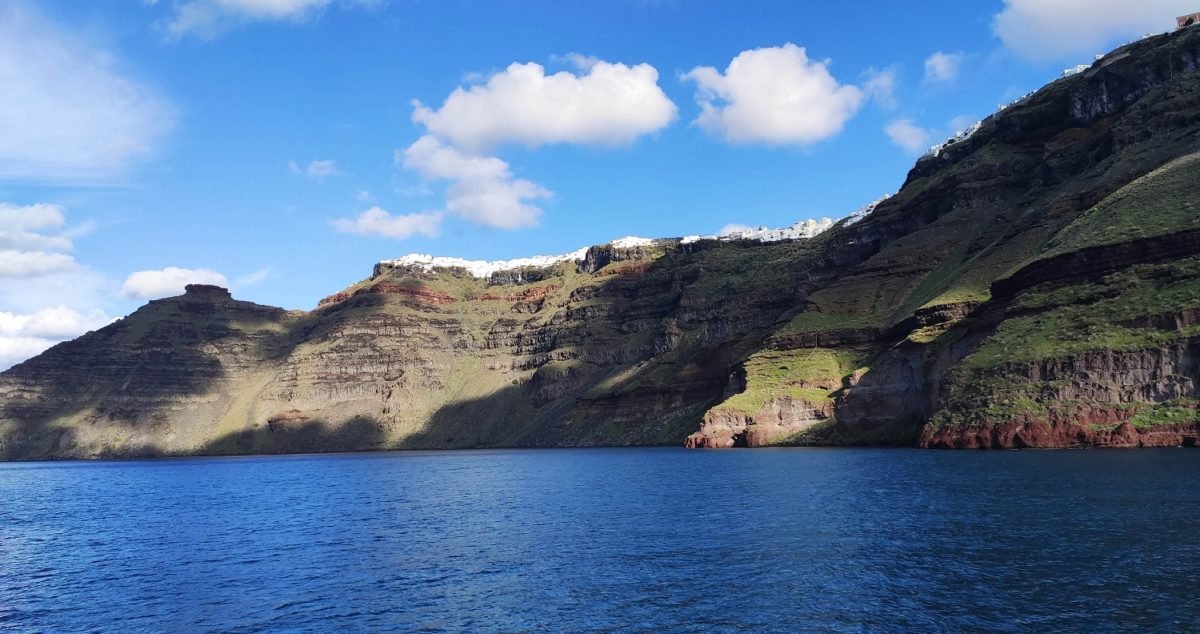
[[1, 448, 1199, 632]]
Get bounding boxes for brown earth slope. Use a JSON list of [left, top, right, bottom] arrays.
[[3, 28, 1200, 458]]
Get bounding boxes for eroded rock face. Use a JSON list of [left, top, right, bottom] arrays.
[[919, 342, 1200, 449], [0, 227, 836, 458], [685, 396, 833, 448], [0, 292, 298, 459], [4, 28, 1200, 458], [183, 284, 233, 301], [922, 417, 1200, 450]]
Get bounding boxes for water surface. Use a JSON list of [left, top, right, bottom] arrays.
[[1, 448, 1198, 632]]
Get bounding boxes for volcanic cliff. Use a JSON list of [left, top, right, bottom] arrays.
[[3, 28, 1200, 459]]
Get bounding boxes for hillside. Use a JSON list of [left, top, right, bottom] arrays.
[[3, 28, 1200, 459]]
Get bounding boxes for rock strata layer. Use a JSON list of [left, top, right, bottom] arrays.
[[3, 29, 1200, 458]]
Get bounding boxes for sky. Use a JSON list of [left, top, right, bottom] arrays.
[[0, 0, 1194, 368]]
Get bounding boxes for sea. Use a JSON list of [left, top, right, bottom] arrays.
[[1, 447, 1197, 632]]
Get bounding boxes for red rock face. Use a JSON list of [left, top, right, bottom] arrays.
[[316, 291, 354, 308], [684, 431, 736, 449], [467, 284, 560, 302], [366, 284, 457, 304], [920, 405, 1200, 449]]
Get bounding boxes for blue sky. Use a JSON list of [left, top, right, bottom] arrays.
[[0, 0, 1193, 367]]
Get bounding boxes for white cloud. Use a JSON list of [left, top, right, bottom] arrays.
[[400, 136, 550, 229], [0, 203, 66, 231], [165, 0, 327, 38], [411, 60, 677, 152], [0, 202, 81, 279], [0, 203, 105, 319], [0, 267, 110, 317], [0, 306, 113, 370], [355, 189, 373, 201], [924, 52, 964, 85], [0, 306, 112, 340], [861, 66, 899, 109], [0, 5, 175, 183], [233, 267, 272, 287], [683, 44, 864, 146], [993, 0, 1193, 60], [121, 267, 229, 300], [332, 206, 444, 239], [402, 55, 673, 232], [402, 136, 512, 182], [0, 203, 113, 368], [0, 203, 73, 251], [0, 251, 77, 278], [0, 231, 73, 253], [0, 336, 62, 370], [289, 159, 340, 179], [884, 119, 932, 154]]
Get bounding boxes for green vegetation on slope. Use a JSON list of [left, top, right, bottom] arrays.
[[1128, 398, 1200, 429], [930, 256, 1200, 430], [1041, 151, 1200, 258], [968, 256, 1200, 369], [718, 347, 861, 414]]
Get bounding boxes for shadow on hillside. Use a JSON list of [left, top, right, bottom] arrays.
[[197, 416, 387, 456], [383, 238, 878, 450], [0, 299, 290, 461], [4, 229, 869, 460], [401, 326, 763, 450]]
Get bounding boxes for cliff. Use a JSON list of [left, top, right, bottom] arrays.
[[3, 29, 1200, 458]]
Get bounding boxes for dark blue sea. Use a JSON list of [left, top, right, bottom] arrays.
[[2, 448, 1198, 632]]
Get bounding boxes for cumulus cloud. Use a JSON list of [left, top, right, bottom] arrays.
[[289, 159, 340, 179], [399, 55, 674, 231], [162, 0, 382, 39], [0, 202, 73, 251], [0, 203, 65, 231], [683, 44, 864, 146], [400, 136, 551, 229], [924, 52, 964, 84], [122, 267, 230, 300], [0, 306, 114, 370], [0, 203, 82, 279], [993, 0, 1193, 60], [331, 206, 444, 239], [411, 60, 677, 152], [0, 5, 175, 183], [0, 251, 77, 278], [0, 202, 113, 367], [0, 231, 73, 253], [0, 306, 112, 341], [884, 119, 932, 154]]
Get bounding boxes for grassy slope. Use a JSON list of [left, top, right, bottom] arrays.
[[717, 31, 1200, 439], [931, 153, 1200, 430], [299, 238, 830, 447], [718, 347, 861, 414], [1041, 152, 1200, 258]]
